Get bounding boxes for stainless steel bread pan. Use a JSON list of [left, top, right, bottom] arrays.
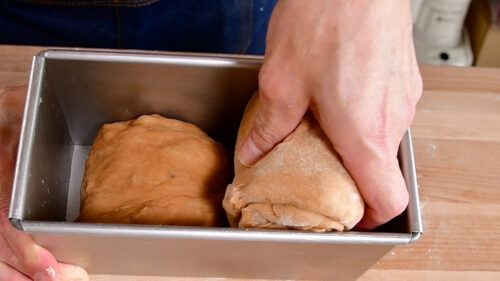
[[9, 49, 422, 281]]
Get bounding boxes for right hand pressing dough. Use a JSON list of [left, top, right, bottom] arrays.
[[78, 114, 228, 227], [223, 93, 365, 232]]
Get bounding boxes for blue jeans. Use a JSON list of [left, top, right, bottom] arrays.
[[0, 0, 277, 55]]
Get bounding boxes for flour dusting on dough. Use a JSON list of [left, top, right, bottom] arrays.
[[45, 266, 56, 277]]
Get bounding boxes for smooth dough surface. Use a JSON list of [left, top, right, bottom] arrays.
[[223, 93, 365, 232], [78, 114, 228, 226]]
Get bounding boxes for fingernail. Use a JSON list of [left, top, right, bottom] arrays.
[[238, 136, 262, 167], [59, 264, 89, 281]]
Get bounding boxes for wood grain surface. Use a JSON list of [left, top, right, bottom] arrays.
[[1, 45, 499, 281]]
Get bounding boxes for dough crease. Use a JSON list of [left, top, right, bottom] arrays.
[[223, 93, 365, 232]]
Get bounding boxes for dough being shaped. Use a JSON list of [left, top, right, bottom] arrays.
[[223, 93, 364, 232], [78, 114, 228, 227]]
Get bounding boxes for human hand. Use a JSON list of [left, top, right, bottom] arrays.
[[0, 86, 89, 280], [239, 0, 422, 229]]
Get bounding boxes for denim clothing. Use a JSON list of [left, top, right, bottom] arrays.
[[0, 0, 278, 54]]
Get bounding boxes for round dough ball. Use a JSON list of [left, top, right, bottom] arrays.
[[78, 114, 229, 227]]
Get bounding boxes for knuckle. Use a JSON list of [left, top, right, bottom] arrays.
[[259, 85, 289, 106], [389, 189, 410, 217], [258, 62, 274, 90], [410, 73, 423, 106], [250, 121, 281, 153], [414, 74, 424, 97], [361, 122, 394, 155], [258, 70, 289, 105], [405, 101, 417, 126], [405, 84, 420, 125], [377, 188, 409, 223], [20, 246, 53, 278]]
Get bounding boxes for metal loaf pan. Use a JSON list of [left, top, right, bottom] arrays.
[[9, 49, 422, 281]]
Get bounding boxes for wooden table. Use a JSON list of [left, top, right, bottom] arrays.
[[1, 45, 499, 281]]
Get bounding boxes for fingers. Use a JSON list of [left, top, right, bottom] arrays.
[[313, 98, 409, 230], [1, 221, 61, 280], [0, 256, 89, 281], [58, 263, 89, 281], [343, 147, 409, 230], [1, 222, 88, 281], [0, 261, 30, 281], [238, 77, 309, 166], [1, 85, 88, 281]]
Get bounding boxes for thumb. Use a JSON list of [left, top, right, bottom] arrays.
[[238, 90, 308, 166]]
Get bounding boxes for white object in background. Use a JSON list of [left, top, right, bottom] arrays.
[[411, 0, 423, 23], [415, 0, 472, 48], [414, 29, 473, 66], [413, 0, 473, 66], [490, 0, 500, 25]]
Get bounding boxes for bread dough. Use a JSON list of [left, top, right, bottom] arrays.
[[223, 93, 365, 232], [78, 114, 228, 226]]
